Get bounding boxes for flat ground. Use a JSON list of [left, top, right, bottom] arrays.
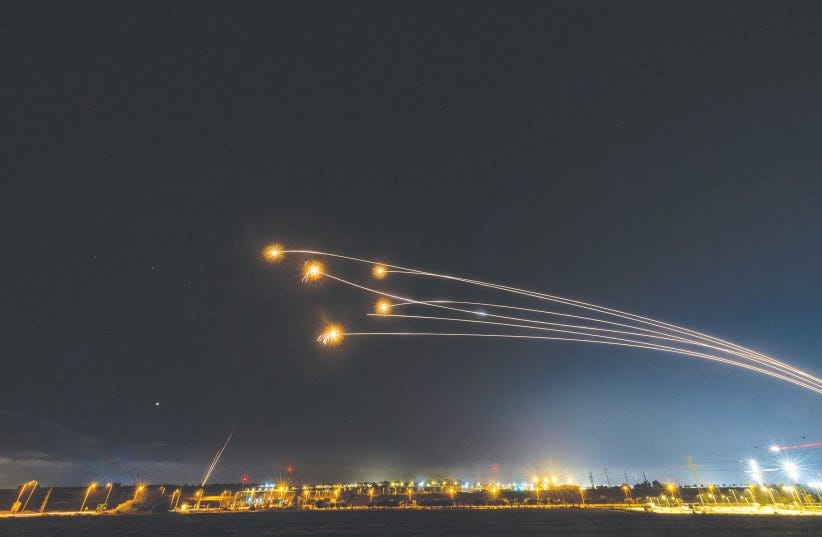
[[2, 508, 822, 537]]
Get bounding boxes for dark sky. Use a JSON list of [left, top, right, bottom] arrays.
[[2, 2, 821, 488]]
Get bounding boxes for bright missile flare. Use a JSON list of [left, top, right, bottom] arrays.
[[302, 260, 324, 282], [372, 264, 388, 279], [263, 243, 285, 262], [318, 324, 344, 346], [375, 298, 393, 315]]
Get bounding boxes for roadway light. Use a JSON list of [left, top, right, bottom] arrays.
[[80, 482, 98, 512], [748, 459, 763, 485], [103, 483, 114, 509], [20, 481, 38, 512], [782, 460, 800, 482], [13, 481, 32, 508]]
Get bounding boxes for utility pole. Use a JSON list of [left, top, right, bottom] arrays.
[[642, 471, 648, 484], [686, 456, 704, 505], [604, 468, 611, 487], [588, 469, 595, 489]]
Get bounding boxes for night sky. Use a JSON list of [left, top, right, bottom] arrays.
[[2, 2, 821, 488]]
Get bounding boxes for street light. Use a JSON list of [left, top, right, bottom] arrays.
[[783, 485, 804, 510], [622, 485, 632, 501], [782, 460, 800, 483], [80, 482, 98, 512], [103, 483, 113, 509], [665, 483, 678, 506], [12, 481, 35, 512], [762, 486, 777, 509], [21, 481, 38, 512]]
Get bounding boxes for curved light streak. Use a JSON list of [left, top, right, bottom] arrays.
[[284, 249, 787, 364], [339, 331, 822, 395], [278, 249, 822, 393], [323, 270, 822, 391], [388, 299, 822, 389]]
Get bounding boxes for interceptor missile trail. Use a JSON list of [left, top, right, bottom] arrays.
[[769, 442, 822, 452], [264, 246, 822, 395], [333, 331, 822, 393], [201, 429, 235, 487], [276, 249, 793, 363], [320, 270, 822, 391]]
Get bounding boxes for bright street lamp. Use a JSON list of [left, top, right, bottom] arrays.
[[103, 483, 114, 509], [80, 482, 98, 512]]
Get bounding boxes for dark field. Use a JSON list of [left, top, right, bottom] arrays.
[[3, 509, 822, 537]]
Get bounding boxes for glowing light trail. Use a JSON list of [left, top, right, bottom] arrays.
[[355, 321, 822, 393], [388, 271, 819, 386], [386, 299, 822, 389], [332, 331, 822, 393], [369, 312, 755, 356], [769, 442, 822, 452], [387, 303, 743, 350], [322, 270, 822, 392], [269, 247, 822, 394], [201, 429, 235, 488], [293, 248, 815, 383]]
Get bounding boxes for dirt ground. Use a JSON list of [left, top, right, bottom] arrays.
[[3, 508, 822, 537]]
